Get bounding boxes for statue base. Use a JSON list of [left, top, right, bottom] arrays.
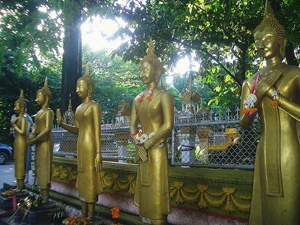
[[0, 183, 29, 210], [21, 202, 65, 225]]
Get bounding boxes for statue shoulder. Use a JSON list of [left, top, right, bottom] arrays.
[[49, 108, 54, 115], [285, 64, 300, 76], [91, 100, 100, 107], [160, 89, 174, 101], [90, 101, 101, 113], [242, 73, 259, 89]]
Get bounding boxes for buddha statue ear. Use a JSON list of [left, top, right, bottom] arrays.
[[44, 95, 49, 104], [88, 85, 93, 97], [155, 70, 162, 84], [280, 38, 287, 58]]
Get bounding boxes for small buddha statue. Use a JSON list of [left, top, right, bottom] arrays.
[[130, 39, 174, 225], [64, 94, 75, 125], [28, 77, 54, 204], [240, 1, 300, 224], [56, 64, 102, 223], [12, 90, 28, 191]]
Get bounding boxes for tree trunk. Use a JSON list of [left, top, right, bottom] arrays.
[[285, 42, 298, 66], [61, 0, 82, 113]]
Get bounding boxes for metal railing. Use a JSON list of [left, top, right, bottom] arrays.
[[52, 108, 260, 170]]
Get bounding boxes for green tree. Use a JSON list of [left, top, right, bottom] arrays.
[[82, 46, 141, 122], [109, 0, 300, 109], [0, 62, 62, 144], [1, 0, 300, 121], [0, 0, 62, 77]]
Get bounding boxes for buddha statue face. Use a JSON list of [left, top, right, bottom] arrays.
[[14, 98, 26, 114], [254, 27, 281, 60], [14, 102, 21, 114], [36, 90, 47, 107], [76, 79, 88, 99], [76, 78, 94, 99], [140, 61, 156, 84]]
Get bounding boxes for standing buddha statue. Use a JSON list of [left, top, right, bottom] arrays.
[[28, 77, 54, 204], [56, 64, 103, 223], [12, 90, 28, 191], [240, 1, 300, 224], [130, 39, 174, 225]]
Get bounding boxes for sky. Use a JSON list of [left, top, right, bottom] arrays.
[[81, 17, 199, 82], [81, 16, 126, 52]]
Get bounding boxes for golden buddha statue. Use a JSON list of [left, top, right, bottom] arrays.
[[12, 90, 28, 191], [130, 39, 174, 225], [56, 64, 102, 223], [240, 1, 300, 224], [28, 77, 54, 204]]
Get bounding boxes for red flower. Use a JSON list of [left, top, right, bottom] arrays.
[[271, 101, 278, 106], [111, 207, 120, 219]]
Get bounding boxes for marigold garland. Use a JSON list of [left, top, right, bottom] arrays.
[[242, 108, 257, 114], [63, 215, 92, 225], [111, 207, 120, 225], [137, 87, 155, 102], [271, 101, 279, 106], [271, 88, 279, 107], [111, 207, 120, 219]]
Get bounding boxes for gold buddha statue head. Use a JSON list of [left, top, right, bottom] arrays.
[[15, 89, 27, 109], [140, 38, 163, 83], [253, 0, 286, 58], [38, 77, 52, 102], [78, 63, 95, 97]]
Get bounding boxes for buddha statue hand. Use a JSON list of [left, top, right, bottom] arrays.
[[256, 69, 282, 100], [11, 117, 18, 125], [95, 153, 102, 172], [27, 135, 36, 146], [135, 145, 148, 163], [56, 108, 64, 125], [27, 123, 36, 146]]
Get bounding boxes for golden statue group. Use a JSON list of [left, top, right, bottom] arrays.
[[10, 0, 300, 224], [12, 78, 54, 205], [240, 0, 300, 224]]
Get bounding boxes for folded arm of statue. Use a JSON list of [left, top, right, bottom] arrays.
[[11, 117, 18, 125], [273, 93, 300, 123], [27, 133, 36, 146], [27, 124, 36, 146]]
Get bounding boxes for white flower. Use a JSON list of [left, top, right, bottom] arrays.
[[139, 134, 149, 143], [135, 135, 141, 141], [243, 94, 257, 108], [135, 131, 163, 147]]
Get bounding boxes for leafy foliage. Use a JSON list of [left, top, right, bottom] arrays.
[[82, 46, 141, 122], [108, 0, 300, 109], [0, 61, 62, 144], [0, 0, 62, 77]]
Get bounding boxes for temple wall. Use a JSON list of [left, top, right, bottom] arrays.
[[46, 156, 253, 224]]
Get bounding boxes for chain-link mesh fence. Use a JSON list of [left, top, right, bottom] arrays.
[[170, 121, 260, 169], [52, 108, 261, 170]]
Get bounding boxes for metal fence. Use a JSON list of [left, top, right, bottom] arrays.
[[52, 108, 261, 170]]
